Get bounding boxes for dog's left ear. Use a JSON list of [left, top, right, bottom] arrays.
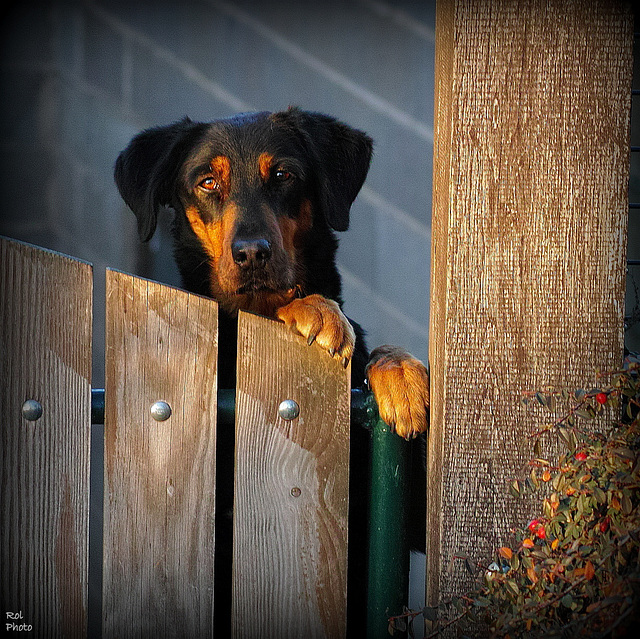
[[276, 108, 373, 232]]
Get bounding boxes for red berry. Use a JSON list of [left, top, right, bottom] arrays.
[[527, 519, 547, 539], [575, 451, 588, 461], [595, 392, 607, 405]]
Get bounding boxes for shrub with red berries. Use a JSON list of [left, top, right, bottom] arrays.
[[389, 361, 640, 637], [470, 363, 640, 637]]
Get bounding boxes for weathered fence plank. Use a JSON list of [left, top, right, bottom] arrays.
[[103, 270, 218, 637], [232, 311, 351, 638], [0, 237, 92, 636], [429, 0, 633, 612]]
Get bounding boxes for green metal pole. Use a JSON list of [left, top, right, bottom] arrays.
[[91, 388, 105, 425], [365, 395, 410, 638]]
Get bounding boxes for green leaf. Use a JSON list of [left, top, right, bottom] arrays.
[[593, 487, 607, 504], [558, 427, 577, 450], [530, 468, 539, 488], [561, 594, 573, 608], [534, 438, 541, 457], [474, 597, 491, 608], [576, 407, 595, 420], [568, 430, 578, 450], [566, 523, 578, 539], [552, 473, 566, 492], [535, 392, 548, 406], [422, 606, 438, 621], [543, 499, 554, 518], [465, 558, 476, 575], [615, 447, 635, 461]]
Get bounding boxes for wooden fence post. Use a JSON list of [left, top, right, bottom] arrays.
[[102, 270, 218, 637], [232, 311, 351, 638], [0, 238, 92, 637], [428, 0, 633, 610]]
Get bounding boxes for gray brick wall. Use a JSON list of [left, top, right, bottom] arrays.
[[1, 1, 435, 390], [1, 3, 435, 629]]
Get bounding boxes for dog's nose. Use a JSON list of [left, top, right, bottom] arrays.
[[231, 238, 272, 267]]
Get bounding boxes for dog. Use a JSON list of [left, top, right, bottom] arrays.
[[114, 106, 429, 629], [114, 106, 429, 436]]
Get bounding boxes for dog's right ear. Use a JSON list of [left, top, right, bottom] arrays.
[[114, 118, 205, 242]]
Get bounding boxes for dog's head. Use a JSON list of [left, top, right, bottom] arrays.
[[115, 107, 372, 316]]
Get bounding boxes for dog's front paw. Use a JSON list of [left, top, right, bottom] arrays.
[[276, 294, 355, 366], [366, 345, 430, 440]]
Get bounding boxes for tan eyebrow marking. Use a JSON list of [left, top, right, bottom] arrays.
[[210, 155, 231, 194], [258, 152, 274, 181]]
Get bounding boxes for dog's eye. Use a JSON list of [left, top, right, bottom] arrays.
[[274, 169, 293, 182], [198, 177, 220, 193]]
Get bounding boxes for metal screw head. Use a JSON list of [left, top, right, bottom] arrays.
[[150, 400, 172, 422], [290, 487, 302, 498], [278, 399, 300, 421], [22, 399, 43, 422]]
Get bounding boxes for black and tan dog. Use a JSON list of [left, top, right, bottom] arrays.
[[115, 106, 429, 627], [115, 106, 429, 435]]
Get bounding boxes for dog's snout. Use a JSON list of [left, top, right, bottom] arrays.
[[231, 238, 272, 268]]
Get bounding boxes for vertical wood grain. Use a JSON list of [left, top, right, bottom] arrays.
[[232, 311, 351, 639], [103, 270, 218, 637], [429, 0, 632, 608], [0, 237, 92, 637]]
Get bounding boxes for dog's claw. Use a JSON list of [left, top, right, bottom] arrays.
[[276, 294, 355, 366]]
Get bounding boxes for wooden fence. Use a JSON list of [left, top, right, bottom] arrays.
[[1, 237, 361, 638], [1, 238, 92, 637]]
